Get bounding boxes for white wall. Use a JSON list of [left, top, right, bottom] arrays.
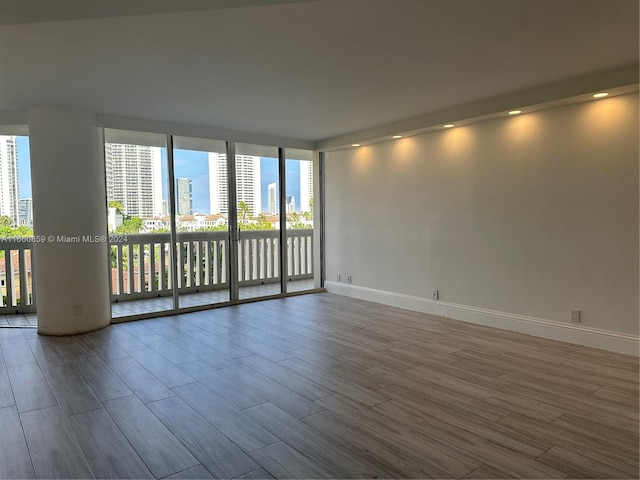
[[325, 93, 639, 342]]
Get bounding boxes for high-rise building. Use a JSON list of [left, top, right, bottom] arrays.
[[104, 143, 163, 217], [208, 153, 261, 216], [286, 195, 296, 214], [18, 198, 33, 226], [0, 136, 19, 226], [235, 155, 261, 217], [208, 153, 228, 215], [267, 182, 277, 214], [176, 178, 193, 215], [299, 160, 313, 213]]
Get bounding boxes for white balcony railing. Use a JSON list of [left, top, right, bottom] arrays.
[[0, 239, 35, 314], [0, 229, 313, 313], [109, 229, 313, 301]]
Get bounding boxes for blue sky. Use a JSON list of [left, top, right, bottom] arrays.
[[14, 138, 303, 213], [17, 136, 31, 198]]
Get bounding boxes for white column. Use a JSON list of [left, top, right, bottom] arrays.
[[28, 108, 111, 335]]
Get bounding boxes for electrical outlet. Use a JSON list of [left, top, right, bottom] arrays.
[[347, 275, 352, 284], [432, 290, 439, 300], [571, 309, 581, 323], [73, 304, 82, 316], [337, 274, 341, 282]]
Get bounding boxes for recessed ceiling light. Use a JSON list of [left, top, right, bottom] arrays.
[[443, 124, 455, 128], [508, 110, 522, 115], [593, 92, 609, 98], [351, 143, 361, 147], [392, 135, 402, 139]]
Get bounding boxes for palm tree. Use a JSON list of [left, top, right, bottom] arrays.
[[238, 201, 250, 224], [287, 211, 301, 227]]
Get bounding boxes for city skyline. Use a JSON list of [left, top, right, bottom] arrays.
[[8, 138, 312, 221], [171, 150, 310, 216]]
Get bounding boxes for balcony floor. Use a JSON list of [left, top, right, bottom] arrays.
[[111, 278, 315, 318], [0, 279, 315, 326], [0, 313, 37, 327]]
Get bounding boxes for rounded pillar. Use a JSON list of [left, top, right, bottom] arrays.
[[28, 108, 111, 335]]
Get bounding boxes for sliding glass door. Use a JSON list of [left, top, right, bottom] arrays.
[[285, 149, 315, 293], [234, 143, 281, 300], [172, 136, 230, 309], [105, 129, 320, 318], [0, 132, 36, 319], [104, 129, 172, 318]]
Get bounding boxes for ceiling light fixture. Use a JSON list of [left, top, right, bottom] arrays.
[[351, 143, 361, 147], [593, 92, 609, 98], [392, 135, 402, 139], [508, 110, 522, 115], [443, 124, 455, 128]]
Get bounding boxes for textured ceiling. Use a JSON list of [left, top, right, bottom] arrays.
[[0, 0, 637, 141]]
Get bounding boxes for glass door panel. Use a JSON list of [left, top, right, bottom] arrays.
[[0, 132, 37, 322], [172, 136, 230, 308], [235, 143, 280, 300], [104, 129, 173, 318], [285, 149, 315, 293]]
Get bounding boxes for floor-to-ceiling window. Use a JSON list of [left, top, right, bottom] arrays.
[[104, 129, 173, 318], [234, 143, 281, 300], [102, 129, 321, 318], [172, 136, 230, 308], [285, 148, 315, 293]]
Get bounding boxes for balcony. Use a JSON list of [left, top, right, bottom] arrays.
[[0, 229, 314, 322], [0, 239, 35, 317]]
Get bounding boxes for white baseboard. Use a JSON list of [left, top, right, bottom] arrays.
[[324, 282, 639, 356]]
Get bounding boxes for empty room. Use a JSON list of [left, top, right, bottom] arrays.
[[0, 0, 638, 479]]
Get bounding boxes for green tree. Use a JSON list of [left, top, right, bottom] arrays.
[[287, 211, 312, 229], [287, 211, 300, 224], [116, 216, 143, 234], [0, 224, 33, 238], [108, 200, 124, 214], [0, 224, 34, 259], [110, 246, 118, 268], [238, 201, 250, 224], [256, 212, 274, 230], [12, 226, 33, 236], [0, 215, 12, 227]]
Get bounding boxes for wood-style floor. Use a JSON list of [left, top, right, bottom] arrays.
[[0, 293, 638, 479]]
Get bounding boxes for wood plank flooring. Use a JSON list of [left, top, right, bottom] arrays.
[[0, 293, 638, 479]]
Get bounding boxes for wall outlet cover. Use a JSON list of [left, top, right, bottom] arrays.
[[571, 309, 581, 323]]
